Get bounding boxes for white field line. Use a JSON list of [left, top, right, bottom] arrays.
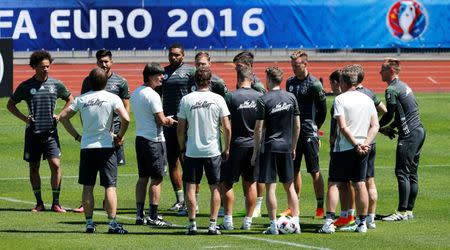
[[427, 76, 438, 84], [1, 164, 449, 181], [0, 196, 331, 249], [228, 235, 332, 250]]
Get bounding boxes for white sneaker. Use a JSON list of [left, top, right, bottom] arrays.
[[293, 222, 301, 234], [241, 220, 252, 230], [316, 222, 335, 234], [218, 222, 234, 230], [366, 217, 376, 229], [355, 223, 368, 233], [406, 210, 414, 220], [186, 224, 198, 235], [263, 226, 279, 235], [367, 221, 376, 229], [382, 211, 408, 221], [168, 201, 184, 211]]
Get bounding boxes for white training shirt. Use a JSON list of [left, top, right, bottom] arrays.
[[70, 90, 124, 149], [333, 90, 377, 152], [177, 91, 230, 158], [131, 85, 165, 142]]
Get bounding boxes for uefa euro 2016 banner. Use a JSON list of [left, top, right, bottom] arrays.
[[0, 0, 448, 51]]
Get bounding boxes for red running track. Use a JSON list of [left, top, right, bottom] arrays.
[[13, 61, 450, 95]]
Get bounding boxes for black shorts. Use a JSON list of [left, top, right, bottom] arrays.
[[164, 126, 180, 166], [366, 143, 376, 178], [294, 137, 320, 173], [24, 128, 61, 162], [183, 155, 221, 185], [329, 149, 368, 183], [258, 152, 294, 184], [116, 145, 126, 166], [221, 146, 258, 183], [135, 136, 166, 179], [79, 148, 117, 187]]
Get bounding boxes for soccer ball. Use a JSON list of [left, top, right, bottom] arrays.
[[277, 216, 297, 234]]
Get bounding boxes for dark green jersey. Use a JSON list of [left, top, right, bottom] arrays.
[[381, 78, 422, 137], [256, 90, 300, 153], [162, 63, 195, 116], [188, 73, 228, 97], [356, 86, 381, 107], [234, 74, 266, 94], [251, 74, 266, 93], [81, 72, 129, 131], [286, 74, 327, 138], [11, 76, 71, 133]]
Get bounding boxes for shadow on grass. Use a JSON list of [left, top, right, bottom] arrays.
[[0, 208, 33, 212]]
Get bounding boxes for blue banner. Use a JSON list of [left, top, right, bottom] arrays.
[[0, 0, 449, 51]]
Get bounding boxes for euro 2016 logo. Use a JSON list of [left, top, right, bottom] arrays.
[[387, 0, 428, 41]]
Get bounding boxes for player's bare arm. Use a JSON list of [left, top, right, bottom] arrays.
[[251, 120, 264, 166], [6, 98, 29, 123]]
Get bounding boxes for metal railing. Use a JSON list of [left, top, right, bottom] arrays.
[[13, 48, 450, 64]]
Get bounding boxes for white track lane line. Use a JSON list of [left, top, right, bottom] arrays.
[[228, 235, 332, 250], [427, 76, 438, 84]]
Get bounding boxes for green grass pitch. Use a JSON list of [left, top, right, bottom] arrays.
[[0, 93, 449, 249]]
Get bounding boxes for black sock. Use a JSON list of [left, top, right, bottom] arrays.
[[136, 202, 144, 218], [33, 188, 43, 204], [317, 198, 324, 209], [52, 188, 60, 205], [149, 204, 158, 220], [359, 215, 367, 225]]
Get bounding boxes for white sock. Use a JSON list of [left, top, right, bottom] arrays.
[[243, 216, 252, 224], [348, 209, 356, 216], [292, 216, 300, 224], [224, 215, 233, 224], [255, 197, 263, 210], [368, 213, 375, 222], [209, 220, 217, 229], [176, 190, 184, 203], [270, 219, 277, 230]]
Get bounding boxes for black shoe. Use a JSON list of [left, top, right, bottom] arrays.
[[85, 224, 96, 233], [147, 217, 172, 227], [208, 227, 221, 235], [185, 224, 197, 235], [108, 224, 128, 234], [135, 217, 146, 225]]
